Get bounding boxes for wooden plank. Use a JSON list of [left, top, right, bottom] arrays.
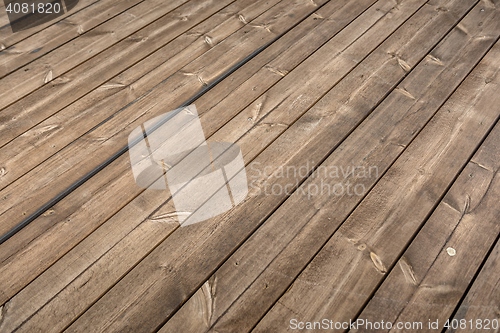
[[447, 239, 500, 333], [0, 0, 151, 79], [0, 0, 291, 235], [253, 32, 500, 333], [0, 0, 428, 330], [0, 3, 364, 325], [0, 0, 330, 235], [160, 4, 500, 332], [61, 0, 484, 331], [0, 0, 98, 49], [354, 121, 500, 332], [0, 0, 197, 112], [0, 0, 344, 265]]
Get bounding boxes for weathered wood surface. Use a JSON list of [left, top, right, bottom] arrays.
[[66, 0, 491, 331], [161, 2, 500, 332], [0, 0, 381, 330], [355, 121, 500, 332], [254, 35, 500, 333], [0, 0, 498, 331]]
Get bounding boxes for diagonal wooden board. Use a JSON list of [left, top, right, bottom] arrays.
[[60, 0, 488, 331], [354, 121, 500, 332], [0, 0, 438, 330], [0, 0, 384, 330], [0, 0, 286, 234], [253, 36, 500, 333], [446, 239, 500, 332], [0, 0, 151, 79], [0, 0, 98, 49], [160, 5, 500, 333]]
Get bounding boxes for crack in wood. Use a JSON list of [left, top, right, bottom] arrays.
[[426, 54, 444, 66], [399, 257, 417, 285], [370, 251, 387, 274], [44, 70, 53, 83]]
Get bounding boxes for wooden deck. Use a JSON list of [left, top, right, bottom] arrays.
[[0, 0, 499, 331]]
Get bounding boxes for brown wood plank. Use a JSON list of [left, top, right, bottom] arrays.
[[60, 0, 483, 331], [0, 0, 151, 79], [0, 0, 344, 266], [0, 0, 98, 48], [253, 31, 500, 333], [447, 239, 500, 333], [0, 0, 287, 235], [160, 4, 500, 332], [0, 3, 364, 322], [354, 120, 500, 333], [0, 0, 196, 112], [0, 0, 430, 330]]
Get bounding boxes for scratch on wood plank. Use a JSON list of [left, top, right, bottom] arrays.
[[370, 251, 387, 274], [238, 14, 248, 24], [395, 87, 415, 99], [195, 277, 217, 327], [426, 54, 444, 66], [42, 209, 55, 217], [149, 212, 188, 224], [258, 122, 289, 129], [399, 257, 417, 285], [77, 25, 84, 35], [470, 160, 494, 172], [264, 64, 288, 77], [0, 305, 4, 327], [249, 23, 273, 33], [312, 12, 323, 19], [204, 35, 214, 47], [44, 70, 53, 83], [397, 57, 411, 72], [99, 82, 127, 90], [34, 124, 59, 135], [456, 23, 470, 36], [0, 167, 7, 178]]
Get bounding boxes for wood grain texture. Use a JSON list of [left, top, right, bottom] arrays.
[[448, 240, 500, 332], [0, 0, 98, 49], [0, 0, 147, 79], [254, 30, 500, 333], [63, 0, 483, 331], [355, 121, 500, 333], [160, 2, 500, 332]]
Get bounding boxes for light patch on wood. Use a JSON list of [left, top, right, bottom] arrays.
[[99, 82, 126, 90], [238, 14, 248, 24], [0, 167, 7, 178], [456, 23, 470, 36], [397, 57, 411, 72], [249, 23, 272, 33], [0, 44, 5, 50], [77, 25, 84, 35], [42, 209, 55, 217], [264, 64, 288, 77], [149, 212, 188, 224], [193, 277, 217, 327], [312, 13, 323, 19], [399, 257, 417, 285], [44, 70, 53, 83], [446, 247, 456, 256], [426, 54, 444, 66], [204, 35, 214, 47], [34, 124, 59, 135], [370, 252, 387, 273], [395, 87, 415, 99]]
